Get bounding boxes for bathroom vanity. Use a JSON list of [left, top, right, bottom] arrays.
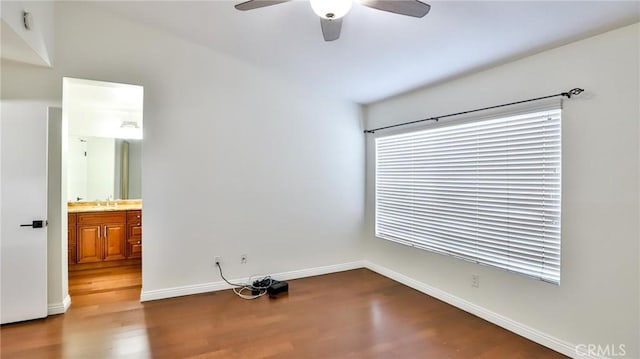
[[68, 200, 142, 266]]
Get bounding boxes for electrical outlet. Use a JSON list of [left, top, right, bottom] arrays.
[[471, 274, 480, 288], [240, 254, 247, 264], [214, 256, 221, 266]]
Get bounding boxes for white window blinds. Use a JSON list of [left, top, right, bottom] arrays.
[[375, 109, 561, 284]]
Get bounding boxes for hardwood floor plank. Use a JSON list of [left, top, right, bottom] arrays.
[[1, 267, 566, 358]]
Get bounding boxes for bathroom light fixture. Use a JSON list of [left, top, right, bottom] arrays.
[[309, 0, 352, 20], [120, 120, 139, 129]]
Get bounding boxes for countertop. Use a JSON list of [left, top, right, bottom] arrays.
[[68, 199, 142, 213]]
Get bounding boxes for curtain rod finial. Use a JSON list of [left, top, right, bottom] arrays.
[[564, 88, 584, 98]]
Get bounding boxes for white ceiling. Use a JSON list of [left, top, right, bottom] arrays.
[[95, 1, 639, 104], [64, 77, 144, 139]]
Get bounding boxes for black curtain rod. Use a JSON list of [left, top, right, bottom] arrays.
[[364, 88, 584, 134]]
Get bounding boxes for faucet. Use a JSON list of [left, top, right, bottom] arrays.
[[106, 195, 112, 207]]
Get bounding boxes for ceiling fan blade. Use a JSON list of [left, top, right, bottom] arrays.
[[320, 18, 342, 42], [235, 0, 291, 11], [359, 0, 431, 18]]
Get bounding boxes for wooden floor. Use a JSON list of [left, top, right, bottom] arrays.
[[1, 266, 566, 358]]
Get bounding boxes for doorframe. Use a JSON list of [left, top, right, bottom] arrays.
[[46, 106, 71, 315], [57, 77, 145, 311]]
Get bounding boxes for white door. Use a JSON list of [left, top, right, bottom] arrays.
[[1, 102, 49, 324]]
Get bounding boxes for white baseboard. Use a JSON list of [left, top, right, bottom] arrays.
[[266, 260, 366, 282], [47, 294, 71, 315], [140, 260, 366, 302], [362, 260, 583, 359]]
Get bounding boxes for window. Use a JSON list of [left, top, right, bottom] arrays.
[[375, 108, 561, 284]]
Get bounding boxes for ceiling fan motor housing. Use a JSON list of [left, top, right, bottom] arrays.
[[310, 0, 353, 20]]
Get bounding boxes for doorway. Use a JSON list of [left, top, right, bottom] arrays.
[[62, 78, 143, 301]]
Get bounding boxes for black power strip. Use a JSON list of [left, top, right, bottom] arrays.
[[250, 278, 288, 297], [251, 278, 271, 296]]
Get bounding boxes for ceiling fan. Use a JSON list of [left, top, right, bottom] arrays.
[[234, 0, 431, 41]]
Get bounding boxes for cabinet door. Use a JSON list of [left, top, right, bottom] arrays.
[[103, 224, 126, 261], [77, 225, 101, 263]]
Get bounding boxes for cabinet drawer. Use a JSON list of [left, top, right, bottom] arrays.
[[129, 226, 142, 238], [78, 211, 126, 225], [128, 240, 142, 258], [127, 210, 142, 223]]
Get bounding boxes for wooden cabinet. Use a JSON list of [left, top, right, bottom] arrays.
[[75, 211, 127, 264], [68, 209, 142, 266], [68, 213, 77, 265], [126, 210, 142, 259]]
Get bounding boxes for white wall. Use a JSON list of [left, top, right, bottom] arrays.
[[364, 24, 639, 358], [1, 2, 365, 304], [0, 1, 54, 67]]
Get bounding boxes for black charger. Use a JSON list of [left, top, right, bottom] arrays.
[[267, 280, 288, 298]]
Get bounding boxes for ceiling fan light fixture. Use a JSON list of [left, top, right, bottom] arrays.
[[310, 0, 352, 20]]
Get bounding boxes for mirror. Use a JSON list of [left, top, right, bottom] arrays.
[[67, 136, 141, 201]]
